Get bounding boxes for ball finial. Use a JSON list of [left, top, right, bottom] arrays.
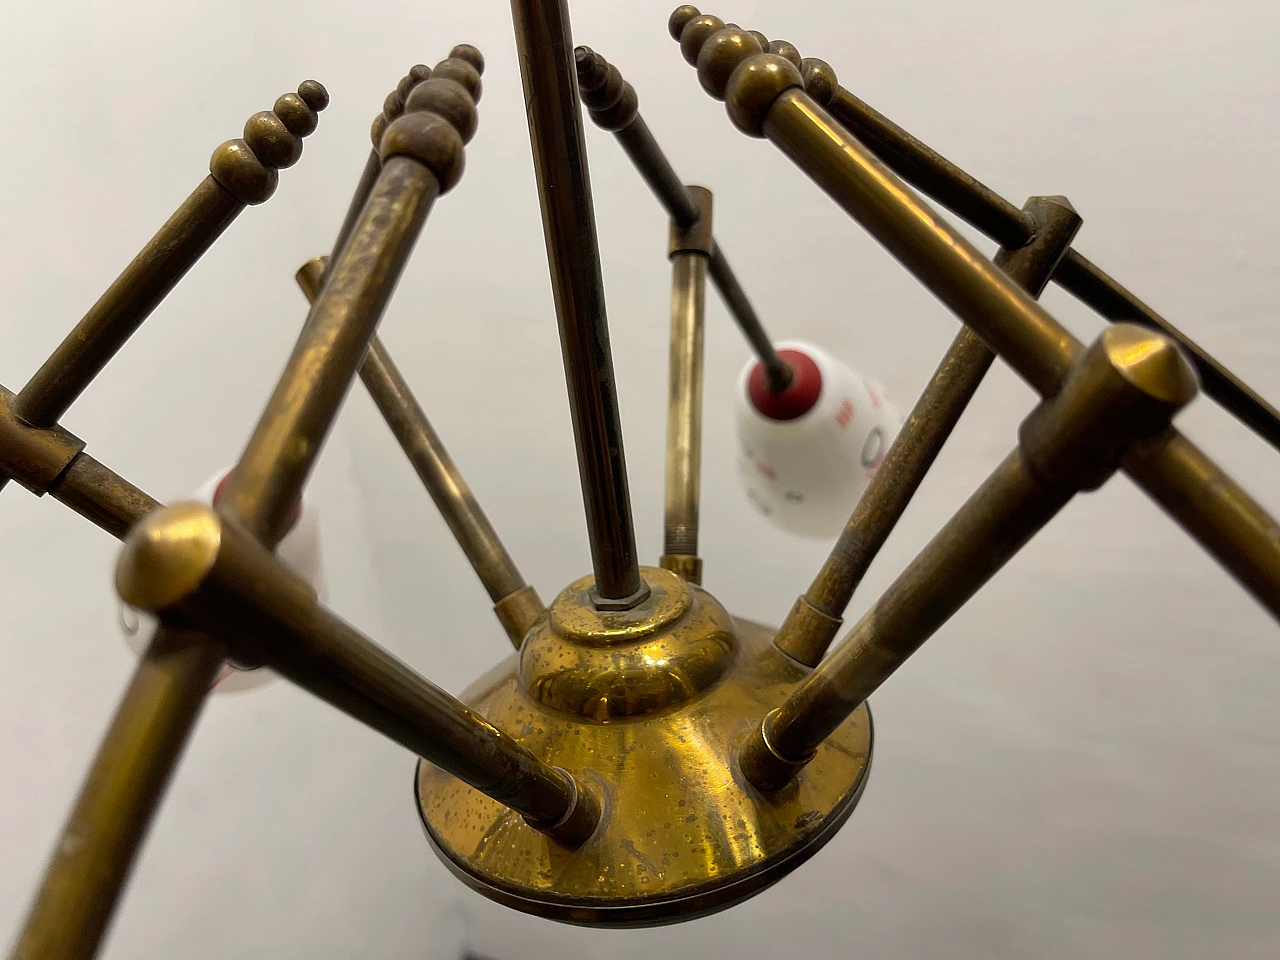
[[668, 4, 701, 41], [432, 57, 483, 103], [725, 52, 803, 136], [210, 139, 278, 204], [801, 57, 839, 107], [679, 13, 725, 65], [747, 30, 770, 52], [273, 92, 319, 137], [697, 28, 764, 100], [405, 77, 479, 144], [297, 79, 329, 112], [243, 111, 302, 169], [380, 112, 466, 192], [450, 43, 485, 74], [767, 39, 803, 69]]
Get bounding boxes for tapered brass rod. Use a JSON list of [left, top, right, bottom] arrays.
[[1055, 249, 1280, 452], [49, 453, 162, 540], [512, 0, 644, 606], [775, 196, 1080, 665], [575, 45, 792, 393], [12, 625, 225, 960], [740, 324, 1200, 790], [13, 178, 243, 429], [661, 187, 712, 584], [220, 156, 440, 547], [296, 255, 544, 648], [115, 504, 599, 846]]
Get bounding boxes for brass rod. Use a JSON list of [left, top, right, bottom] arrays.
[[298, 250, 544, 648], [761, 87, 1080, 396], [49, 453, 162, 540], [12, 625, 225, 960], [13, 178, 243, 429], [219, 156, 440, 547], [775, 196, 1080, 665], [115, 504, 599, 846], [822, 82, 1280, 449], [661, 187, 712, 583], [1124, 431, 1280, 616], [575, 45, 791, 392], [1055, 249, 1280, 452], [329, 149, 382, 263], [742, 323, 1200, 790], [511, 0, 645, 606]]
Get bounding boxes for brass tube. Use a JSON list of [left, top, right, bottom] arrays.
[[114, 504, 599, 846], [762, 88, 1081, 396], [329, 149, 382, 263], [824, 85, 1280, 449], [661, 188, 711, 583], [742, 323, 1201, 790], [12, 625, 225, 960], [511, 0, 644, 605], [775, 196, 1080, 665], [1055, 249, 1280, 453], [575, 45, 791, 393], [1124, 431, 1280, 617], [296, 257, 544, 647], [49, 453, 162, 540], [219, 156, 439, 547], [13, 177, 243, 429]]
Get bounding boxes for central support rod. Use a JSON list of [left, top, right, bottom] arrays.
[[511, 0, 645, 606]]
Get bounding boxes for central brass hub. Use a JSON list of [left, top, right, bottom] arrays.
[[521, 567, 737, 721]]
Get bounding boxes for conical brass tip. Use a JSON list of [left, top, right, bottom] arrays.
[[1102, 323, 1201, 406], [115, 502, 222, 613]]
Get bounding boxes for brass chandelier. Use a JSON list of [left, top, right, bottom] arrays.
[[4, 2, 1279, 956]]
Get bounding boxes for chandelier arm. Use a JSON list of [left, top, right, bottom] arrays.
[[511, 0, 646, 608], [12, 623, 226, 960], [669, 9, 1280, 449], [49, 454, 163, 541], [295, 256, 545, 648], [1054, 249, 1280, 452], [111, 504, 599, 846], [741, 321, 1201, 791], [661, 187, 712, 584], [219, 155, 442, 547], [775, 196, 1081, 665], [574, 46, 791, 393], [9, 82, 330, 435]]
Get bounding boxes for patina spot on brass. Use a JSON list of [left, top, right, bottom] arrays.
[[525, 566, 735, 721], [418, 610, 872, 926]]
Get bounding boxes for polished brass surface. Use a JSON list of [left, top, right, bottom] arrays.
[[12, 625, 225, 960], [297, 255, 544, 649], [417, 597, 872, 925], [775, 195, 1081, 665], [574, 44, 791, 393], [114, 502, 597, 846], [742, 325, 1199, 790], [662, 188, 710, 583], [512, 0, 644, 605]]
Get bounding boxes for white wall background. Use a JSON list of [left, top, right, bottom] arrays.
[[2, 0, 1278, 957]]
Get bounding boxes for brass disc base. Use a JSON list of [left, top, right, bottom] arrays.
[[415, 571, 873, 927]]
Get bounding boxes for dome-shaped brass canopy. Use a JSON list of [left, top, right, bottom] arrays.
[[416, 588, 873, 927], [523, 567, 736, 721]]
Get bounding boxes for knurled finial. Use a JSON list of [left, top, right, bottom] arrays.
[[800, 57, 839, 107], [725, 53, 803, 137], [668, 4, 702, 41], [697, 27, 764, 100], [210, 80, 327, 205], [678, 13, 726, 65]]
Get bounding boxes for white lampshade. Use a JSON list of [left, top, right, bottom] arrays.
[[735, 340, 901, 539], [117, 468, 326, 693]]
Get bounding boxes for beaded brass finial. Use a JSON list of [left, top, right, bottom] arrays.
[[209, 80, 328, 205]]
